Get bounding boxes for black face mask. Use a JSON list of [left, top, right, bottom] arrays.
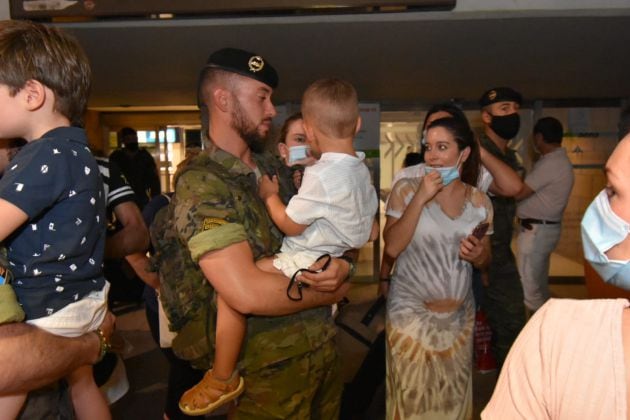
[[490, 113, 520, 140], [125, 142, 139, 152]]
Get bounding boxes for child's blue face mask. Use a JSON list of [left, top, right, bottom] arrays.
[[424, 152, 463, 186], [581, 189, 630, 289]]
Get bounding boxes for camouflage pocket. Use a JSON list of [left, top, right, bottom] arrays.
[[171, 303, 216, 370]]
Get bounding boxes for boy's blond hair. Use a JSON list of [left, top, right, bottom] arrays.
[[0, 20, 91, 126], [301, 78, 359, 139]]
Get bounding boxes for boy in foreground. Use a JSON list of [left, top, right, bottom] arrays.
[[0, 20, 110, 419]]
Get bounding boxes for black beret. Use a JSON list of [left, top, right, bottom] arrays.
[[478, 87, 522, 108], [205, 48, 278, 89]]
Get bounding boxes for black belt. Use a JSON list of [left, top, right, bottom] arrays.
[[520, 218, 560, 230]]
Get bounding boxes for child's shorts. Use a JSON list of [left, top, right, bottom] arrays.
[[273, 251, 321, 278], [26, 281, 110, 338]]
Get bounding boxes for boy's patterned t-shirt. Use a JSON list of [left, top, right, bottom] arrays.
[[0, 127, 106, 320]]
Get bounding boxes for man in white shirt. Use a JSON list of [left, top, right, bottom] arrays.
[[515, 117, 574, 313]]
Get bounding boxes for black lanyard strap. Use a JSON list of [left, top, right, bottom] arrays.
[[286, 254, 332, 301]]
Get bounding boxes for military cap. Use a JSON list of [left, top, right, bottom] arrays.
[[205, 47, 278, 89], [478, 87, 522, 108]]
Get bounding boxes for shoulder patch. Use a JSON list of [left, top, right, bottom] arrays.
[[203, 217, 227, 231]]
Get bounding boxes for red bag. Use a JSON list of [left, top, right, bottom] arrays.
[[474, 308, 497, 373]]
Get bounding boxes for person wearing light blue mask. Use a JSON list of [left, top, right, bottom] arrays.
[[424, 150, 464, 186], [276, 112, 317, 190], [383, 103, 524, 298], [383, 116, 492, 418], [287, 144, 310, 164], [581, 133, 630, 289]]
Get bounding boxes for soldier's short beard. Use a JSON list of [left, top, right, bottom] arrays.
[[231, 98, 267, 153]]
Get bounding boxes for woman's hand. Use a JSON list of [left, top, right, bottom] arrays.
[[459, 234, 490, 269], [384, 176, 439, 260], [258, 174, 279, 201], [414, 171, 443, 204]]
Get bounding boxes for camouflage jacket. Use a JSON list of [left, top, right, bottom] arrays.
[[480, 134, 522, 262], [156, 144, 335, 372]]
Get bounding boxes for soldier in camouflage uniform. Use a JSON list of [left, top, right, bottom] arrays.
[[156, 48, 351, 419], [478, 87, 527, 368]]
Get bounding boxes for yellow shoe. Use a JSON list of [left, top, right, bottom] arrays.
[[179, 369, 244, 416]]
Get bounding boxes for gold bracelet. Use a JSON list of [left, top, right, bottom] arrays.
[[94, 328, 111, 363]]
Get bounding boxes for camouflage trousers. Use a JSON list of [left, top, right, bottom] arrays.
[[483, 258, 526, 369], [233, 339, 342, 419]]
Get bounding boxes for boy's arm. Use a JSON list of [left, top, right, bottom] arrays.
[[0, 199, 28, 242], [258, 174, 307, 236], [264, 194, 308, 236]]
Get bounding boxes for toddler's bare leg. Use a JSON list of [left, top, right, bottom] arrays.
[[255, 256, 283, 274], [67, 365, 111, 420], [178, 294, 246, 415], [0, 393, 27, 419], [213, 295, 246, 380]]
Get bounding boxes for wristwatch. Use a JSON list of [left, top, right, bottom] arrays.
[[337, 255, 356, 280], [379, 277, 391, 283]]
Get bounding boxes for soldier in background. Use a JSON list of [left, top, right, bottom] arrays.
[[478, 87, 527, 367]]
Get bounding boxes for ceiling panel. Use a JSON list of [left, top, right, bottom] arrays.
[[60, 11, 630, 110]]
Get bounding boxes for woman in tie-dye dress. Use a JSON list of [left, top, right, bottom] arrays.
[[383, 117, 493, 419]]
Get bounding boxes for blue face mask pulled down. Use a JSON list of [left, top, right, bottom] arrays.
[[581, 189, 630, 289], [424, 152, 463, 186]]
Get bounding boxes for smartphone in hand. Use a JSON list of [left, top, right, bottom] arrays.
[[471, 222, 490, 240]]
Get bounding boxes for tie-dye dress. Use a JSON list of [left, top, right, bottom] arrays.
[[385, 177, 493, 420]]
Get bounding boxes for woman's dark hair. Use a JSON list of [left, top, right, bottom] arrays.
[[278, 112, 303, 144], [426, 117, 480, 187], [421, 103, 469, 132], [418, 103, 471, 163]]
